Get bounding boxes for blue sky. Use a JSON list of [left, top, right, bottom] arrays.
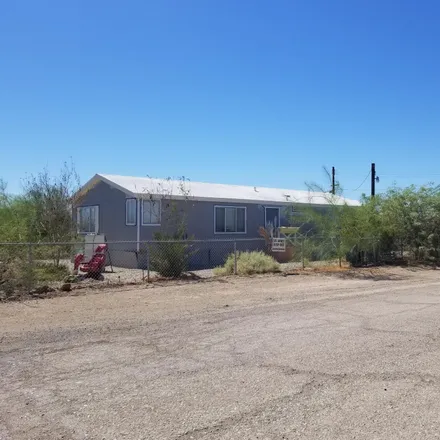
[[1, 0, 439, 200]]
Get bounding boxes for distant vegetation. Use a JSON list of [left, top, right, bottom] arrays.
[[0, 162, 79, 245], [0, 163, 80, 297], [2, 164, 440, 271], [297, 183, 440, 266]]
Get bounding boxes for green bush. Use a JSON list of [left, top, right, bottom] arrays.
[[149, 233, 192, 278], [214, 251, 280, 276]]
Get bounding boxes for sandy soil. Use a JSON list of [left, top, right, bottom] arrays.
[[2, 267, 440, 439]]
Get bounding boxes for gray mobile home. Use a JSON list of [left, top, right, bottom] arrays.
[[74, 174, 359, 268]]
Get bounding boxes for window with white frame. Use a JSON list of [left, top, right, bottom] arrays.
[[126, 198, 137, 226], [142, 199, 161, 225], [215, 206, 246, 233], [77, 205, 99, 234]]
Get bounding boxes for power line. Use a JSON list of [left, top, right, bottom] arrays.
[[381, 174, 440, 178], [352, 171, 371, 191]]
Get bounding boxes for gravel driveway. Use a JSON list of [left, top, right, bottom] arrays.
[[2, 268, 440, 439]]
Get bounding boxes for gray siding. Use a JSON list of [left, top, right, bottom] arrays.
[[74, 181, 315, 268], [74, 182, 138, 267], [141, 199, 291, 240], [75, 182, 296, 242], [75, 181, 138, 242]]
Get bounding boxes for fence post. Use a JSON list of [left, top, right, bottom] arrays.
[[234, 241, 237, 275], [301, 238, 305, 270], [146, 243, 150, 283], [27, 243, 34, 293], [141, 243, 145, 281]]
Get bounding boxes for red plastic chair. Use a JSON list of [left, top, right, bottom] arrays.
[[75, 244, 107, 274]]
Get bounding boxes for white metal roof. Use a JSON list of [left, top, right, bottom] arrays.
[[89, 173, 360, 206]]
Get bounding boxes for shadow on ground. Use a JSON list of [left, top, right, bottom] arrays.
[[332, 269, 407, 281]]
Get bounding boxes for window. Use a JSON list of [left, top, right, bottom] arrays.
[[215, 206, 246, 233], [77, 205, 99, 234], [142, 199, 161, 225], [126, 199, 137, 226]]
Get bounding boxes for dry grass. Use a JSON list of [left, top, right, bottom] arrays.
[[214, 251, 281, 276]]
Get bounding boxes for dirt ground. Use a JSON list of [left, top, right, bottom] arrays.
[[2, 267, 440, 439]]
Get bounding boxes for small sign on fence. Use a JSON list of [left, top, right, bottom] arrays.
[[271, 238, 286, 252]]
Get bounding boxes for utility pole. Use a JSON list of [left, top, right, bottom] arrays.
[[371, 163, 376, 197], [331, 166, 336, 195]]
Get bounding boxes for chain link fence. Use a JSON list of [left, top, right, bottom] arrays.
[[0, 236, 411, 300], [283, 235, 383, 268], [283, 235, 422, 267], [0, 238, 267, 298]]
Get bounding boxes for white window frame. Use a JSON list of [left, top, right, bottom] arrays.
[[125, 198, 137, 226], [264, 206, 281, 228], [141, 199, 161, 226], [76, 205, 99, 234], [214, 205, 247, 234]]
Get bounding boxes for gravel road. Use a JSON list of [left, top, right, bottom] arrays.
[[2, 268, 440, 439]]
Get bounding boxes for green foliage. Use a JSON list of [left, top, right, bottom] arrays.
[[214, 251, 280, 276], [0, 191, 32, 242], [375, 185, 440, 262], [141, 177, 194, 278], [295, 198, 354, 266], [0, 249, 33, 297], [150, 232, 192, 278], [0, 163, 80, 267], [33, 262, 70, 282], [22, 162, 80, 244], [340, 185, 440, 263], [296, 179, 440, 266], [0, 259, 69, 299]]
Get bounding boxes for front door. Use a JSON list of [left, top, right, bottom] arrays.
[[265, 207, 281, 229]]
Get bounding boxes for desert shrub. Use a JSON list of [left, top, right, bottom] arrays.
[[32, 244, 76, 268], [214, 251, 280, 276], [0, 260, 69, 299], [0, 257, 34, 297], [0, 259, 19, 297], [33, 262, 70, 282], [149, 233, 192, 278]]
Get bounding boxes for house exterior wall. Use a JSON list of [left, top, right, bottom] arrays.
[[74, 181, 139, 267], [74, 181, 138, 242], [144, 199, 291, 240], [75, 181, 302, 241], [74, 181, 318, 269]]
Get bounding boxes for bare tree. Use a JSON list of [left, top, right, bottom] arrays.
[[139, 176, 192, 238], [0, 179, 6, 201], [137, 176, 193, 277]]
